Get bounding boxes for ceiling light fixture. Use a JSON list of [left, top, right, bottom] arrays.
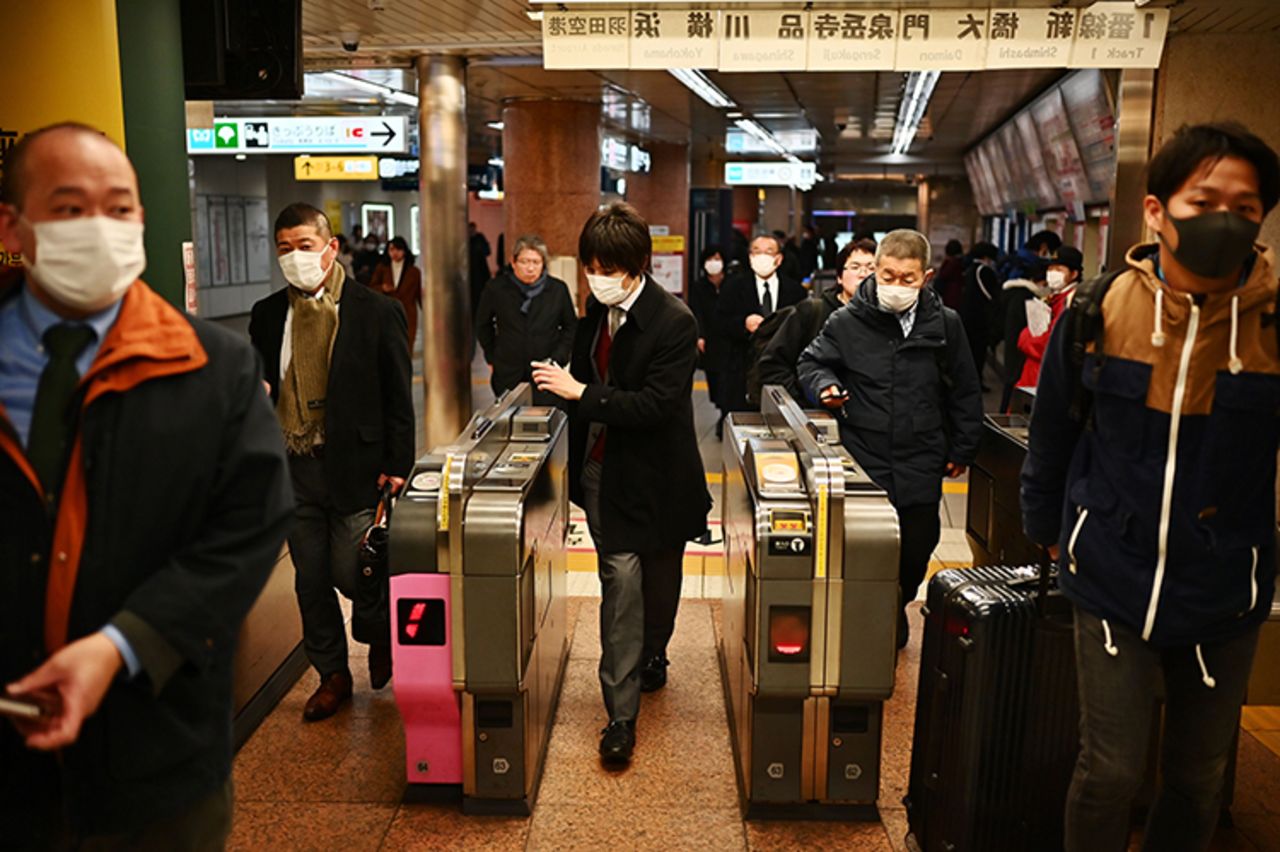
[[323, 71, 419, 107], [734, 118, 788, 158], [890, 70, 940, 156], [668, 68, 736, 109]]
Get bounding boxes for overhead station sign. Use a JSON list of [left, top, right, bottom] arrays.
[[542, 2, 1169, 71], [187, 116, 408, 155], [725, 161, 817, 189]]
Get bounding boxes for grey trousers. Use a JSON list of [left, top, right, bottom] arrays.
[[288, 455, 376, 677], [580, 460, 685, 724], [1065, 607, 1259, 852]]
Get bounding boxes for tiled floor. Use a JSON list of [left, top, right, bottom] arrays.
[[231, 352, 1280, 849]]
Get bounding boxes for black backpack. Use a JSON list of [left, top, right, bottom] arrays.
[[744, 302, 821, 407]]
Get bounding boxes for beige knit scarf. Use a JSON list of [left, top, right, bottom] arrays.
[[277, 263, 345, 454]]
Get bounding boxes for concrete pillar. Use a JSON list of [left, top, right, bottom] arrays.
[[1108, 69, 1156, 270], [502, 100, 601, 308], [416, 54, 471, 449]]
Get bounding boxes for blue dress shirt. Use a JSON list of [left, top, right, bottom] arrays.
[[0, 280, 140, 677]]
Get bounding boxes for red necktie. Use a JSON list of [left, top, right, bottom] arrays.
[[589, 313, 612, 462]]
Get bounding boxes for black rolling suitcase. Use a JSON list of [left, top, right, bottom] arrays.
[[905, 564, 1079, 852]]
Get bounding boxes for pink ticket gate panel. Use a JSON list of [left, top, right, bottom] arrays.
[[391, 573, 462, 786]]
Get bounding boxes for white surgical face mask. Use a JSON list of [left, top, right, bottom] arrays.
[[22, 216, 145, 313], [1046, 269, 1068, 292], [876, 283, 919, 314], [278, 248, 330, 292], [704, 258, 724, 276], [587, 272, 630, 306], [750, 253, 779, 279]]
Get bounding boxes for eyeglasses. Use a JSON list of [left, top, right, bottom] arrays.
[[844, 263, 875, 276], [514, 258, 543, 267]]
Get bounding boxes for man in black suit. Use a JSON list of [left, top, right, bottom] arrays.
[[249, 203, 415, 722], [715, 233, 806, 411], [533, 203, 710, 765]]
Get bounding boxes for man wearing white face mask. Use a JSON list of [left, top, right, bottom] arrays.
[[797, 229, 983, 650], [249, 203, 414, 722], [533, 203, 710, 766], [0, 123, 293, 845], [715, 233, 805, 412]]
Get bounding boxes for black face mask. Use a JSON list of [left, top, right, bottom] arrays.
[[1163, 210, 1260, 279]]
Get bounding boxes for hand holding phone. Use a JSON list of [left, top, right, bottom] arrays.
[[0, 695, 47, 721]]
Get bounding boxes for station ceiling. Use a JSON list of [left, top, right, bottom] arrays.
[[272, 0, 1280, 172]]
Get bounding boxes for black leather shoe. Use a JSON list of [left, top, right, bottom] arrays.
[[640, 655, 669, 693], [896, 610, 910, 651], [599, 721, 635, 764], [369, 641, 392, 690]]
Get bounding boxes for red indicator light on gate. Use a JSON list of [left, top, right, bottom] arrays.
[[405, 602, 427, 638], [768, 606, 811, 663]]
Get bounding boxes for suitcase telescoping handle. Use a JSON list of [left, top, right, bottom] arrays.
[[1004, 547, 1057, 619]]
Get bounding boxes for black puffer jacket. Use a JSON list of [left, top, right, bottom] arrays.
[[797, 277, 983, 508], [757, 285, 845, 403]]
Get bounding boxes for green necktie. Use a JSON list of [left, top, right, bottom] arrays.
[[28, 323, 96, 507]]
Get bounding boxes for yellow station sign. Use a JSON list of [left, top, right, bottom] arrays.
[[293, 155, 379, 181]]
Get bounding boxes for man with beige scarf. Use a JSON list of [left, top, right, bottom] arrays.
[[250, 203, 415, 722]]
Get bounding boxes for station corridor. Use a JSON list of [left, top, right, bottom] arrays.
[[229, 363, 1280, 851]]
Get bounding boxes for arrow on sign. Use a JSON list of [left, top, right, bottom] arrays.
[[372, 121, 397, 147], [302, 161, 313, 175]]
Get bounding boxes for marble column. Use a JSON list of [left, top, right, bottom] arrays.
[[502, 100, 601, 309], [416, 54, 471, 449]]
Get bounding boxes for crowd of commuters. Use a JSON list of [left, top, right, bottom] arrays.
[[1, 116, 1277, 852]]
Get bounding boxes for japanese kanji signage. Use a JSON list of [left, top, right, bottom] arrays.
[[805, 8, 899, 71], [187, 117, 408, 155], [719, 10, 809, 72], [542, 3, 1170, 72]]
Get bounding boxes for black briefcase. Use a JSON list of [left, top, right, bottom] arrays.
[[352, 484, 394, 646]]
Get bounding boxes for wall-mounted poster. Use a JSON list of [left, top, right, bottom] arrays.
[[1015, 111, 1060, 209], [1030, 86, 1092, 212], [207, 197, 230, 287], [1059, 68, 1116, 203], [226, 199, 248, 285], [243, 198, 272, 282], [362, 203, 395, 246]]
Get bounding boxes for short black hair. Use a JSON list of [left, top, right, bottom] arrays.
[[1, 122, 115, 207], [578, 202, 650, 277], [836, 237, 877, 269], [1147, 121, 1280, 214], [971, 241, 999, 261], [274, 202, 332, 241], [945, 239, 963, 256], [1026, 230, 1061, 254], [699, 243, 724, 265]]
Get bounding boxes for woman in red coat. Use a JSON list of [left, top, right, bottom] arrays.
[[1016, 246, 1084, 389], [370, 236, 422, 353]]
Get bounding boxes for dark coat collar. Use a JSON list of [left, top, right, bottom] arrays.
[[849, 274, 945, 344]]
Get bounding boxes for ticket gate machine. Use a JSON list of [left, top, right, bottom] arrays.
[[720, 387, 900, 818], [389, 385, 570, 815]]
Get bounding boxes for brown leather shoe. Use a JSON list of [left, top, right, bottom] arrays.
[[303, 671, 353, 722], [368, 642, 392, 690]]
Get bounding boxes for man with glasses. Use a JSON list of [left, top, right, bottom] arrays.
[[758, 237, 877, 401], [798, 229, 983, 649]]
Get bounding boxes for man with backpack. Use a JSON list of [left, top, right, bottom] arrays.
[[715, 233, 805, 412], [798, 229, 983, 649], [1021, 122, 1280, 852], [757, 238, 876, 402]]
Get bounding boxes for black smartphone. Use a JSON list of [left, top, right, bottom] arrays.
[[0, 696, 46, 721]]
